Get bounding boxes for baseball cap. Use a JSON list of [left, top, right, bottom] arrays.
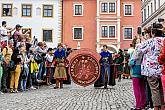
[[16, 24, 23, 28]]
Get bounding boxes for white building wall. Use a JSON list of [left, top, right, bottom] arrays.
[[141, 0, 165, 28], [0, 0, 62, 48]]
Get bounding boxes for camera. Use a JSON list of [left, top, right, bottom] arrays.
[[152, 18, 164, 29], [152, 23, 163, 29], [151, 18, 165, 37]]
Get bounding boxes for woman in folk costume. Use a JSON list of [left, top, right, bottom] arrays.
[[114, 49, 124, 82], [54, 43, 67, 89], [45, 48, 55, 85], [123, 49, 131, 79]]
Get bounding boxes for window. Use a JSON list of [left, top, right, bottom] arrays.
[[101, 26, 108, 37], [158, 0, 160, 7], [2, 4, 12, 16], [22, 4, 32, 17], [124, 28, 133, 40], [43, 5, 53, 17], [151, 3, 153, 14], [142, 11, 143, 22], [144, 8, 146, 20], [74, 4, 83, 16], [154, 0, 156, 11], [109, 26, 115, 37], [22, 28, 32, 38], [43, 30, 52, 42], [148, 6, 149, 17], [109, 3, 115, 13], [101, 2, 116, 13], [101, 26, 116, 38], [73, 27, 83, 40], [101, 3, 108, 12], [124, 5, 132, 16]]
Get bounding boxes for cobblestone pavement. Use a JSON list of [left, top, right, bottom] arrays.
[[0, 79, 150, 110]]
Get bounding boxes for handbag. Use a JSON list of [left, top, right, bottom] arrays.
[[9, 60, 17, 71]]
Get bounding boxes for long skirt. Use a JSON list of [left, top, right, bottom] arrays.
[[54, 65, 67, 80]]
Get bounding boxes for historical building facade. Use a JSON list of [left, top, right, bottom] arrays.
[[63, 0, 141, 52], [0, 0, 62, 47], [141, 0, 165, 28], [62, 0, 97, 51], [0, 0, 142, 51]]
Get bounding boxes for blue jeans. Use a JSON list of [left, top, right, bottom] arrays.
[[37, 62, 44, 80], [21, 67, 29, 91], [101, 65, 110, 83]]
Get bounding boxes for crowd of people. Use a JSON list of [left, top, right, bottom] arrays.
[[0, 21, 72, 94], [129, 23, 165, 110], [94, 20, 165, 110]]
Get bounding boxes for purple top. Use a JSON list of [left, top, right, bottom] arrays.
[[13, 31, 21, 40]]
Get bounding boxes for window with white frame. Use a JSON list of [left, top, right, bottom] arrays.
[[124, 4, 133, 16], [73, 27, 83, 40], [109, 3, 115, 13], [101, 3, 108, 12], [101, 26, 116, 38], [109, 26, 115, 37], [101, 26, 108, 37], [101, 2, 116, 13], [124, 27, 133, 40], [74, 4, 83, 16]]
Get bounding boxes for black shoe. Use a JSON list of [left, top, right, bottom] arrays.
[[54, 86, 59, 89], [2, 89, 8, 93]]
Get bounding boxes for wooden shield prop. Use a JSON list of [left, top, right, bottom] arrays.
[[67, 48, 101, 87]]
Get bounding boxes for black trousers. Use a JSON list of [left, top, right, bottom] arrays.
[[1, 66, 9, 91]]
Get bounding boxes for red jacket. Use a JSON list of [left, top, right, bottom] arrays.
[[158, 39, 165, 75]]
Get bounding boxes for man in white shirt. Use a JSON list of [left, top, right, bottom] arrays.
[[0, 21, 15, 46]]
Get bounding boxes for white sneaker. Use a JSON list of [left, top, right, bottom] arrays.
[[30, 86, 36, 90], [0, 91, 4, 94]]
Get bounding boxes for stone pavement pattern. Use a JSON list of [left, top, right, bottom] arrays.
[[0, 80, 136, 110]]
